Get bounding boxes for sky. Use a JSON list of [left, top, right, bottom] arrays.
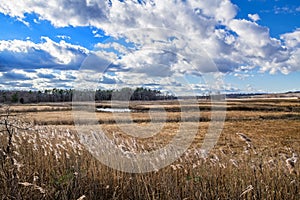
[[0, 0, 299, 95]]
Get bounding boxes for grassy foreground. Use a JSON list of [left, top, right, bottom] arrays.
[[0, 99, 299, 199]]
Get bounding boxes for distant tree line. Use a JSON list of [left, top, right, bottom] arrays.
[[0, 87, 176, 104]]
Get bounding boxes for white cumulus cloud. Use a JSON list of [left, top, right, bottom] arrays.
[[0, 0, 299, 91], [248, 13, 260, 22], [0, 37, 88, 71]]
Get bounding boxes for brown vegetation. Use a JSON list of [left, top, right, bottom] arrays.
[[0, 99, 299, 199]]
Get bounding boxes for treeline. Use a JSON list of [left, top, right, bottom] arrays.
[[97, 87, 176, 101], [0, 87, 176, 104]]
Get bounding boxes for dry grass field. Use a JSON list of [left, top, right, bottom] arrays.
[[0, 98, 299, 199]]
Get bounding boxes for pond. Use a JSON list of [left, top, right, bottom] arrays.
[[96, 108, 132, 113]]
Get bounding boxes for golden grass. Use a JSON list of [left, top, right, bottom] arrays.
[[17, 109, 299, 126], [0, 99, 299, 199]]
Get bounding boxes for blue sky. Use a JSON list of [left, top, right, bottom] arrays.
[[0, 0, 299, 94]]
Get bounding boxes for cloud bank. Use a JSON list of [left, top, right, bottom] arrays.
[[0, 0, 299, 91]]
